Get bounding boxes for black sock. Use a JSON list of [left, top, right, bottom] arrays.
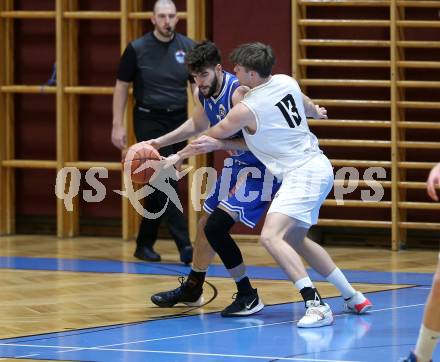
[[236, 276, 254, 295], [300, 287, 325, 306], [186, 269, 205, 289]]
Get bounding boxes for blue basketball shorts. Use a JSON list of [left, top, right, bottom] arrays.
[[203, 160, 280, 228]]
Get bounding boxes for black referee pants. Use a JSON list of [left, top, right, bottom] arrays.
[[133, 107, 191, 252]]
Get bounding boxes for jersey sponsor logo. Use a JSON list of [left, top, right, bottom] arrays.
[[218, 104, 226, 119], [175, 50, 186, 64]]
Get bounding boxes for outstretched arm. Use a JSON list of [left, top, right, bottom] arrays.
[[168, 136, 248, 166], [203, 102, 254, 139], [190, 135, 248, 154], [166, 103, 254, 165]]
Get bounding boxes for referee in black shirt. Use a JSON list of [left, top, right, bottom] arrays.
[[112, 0, 194, 264]]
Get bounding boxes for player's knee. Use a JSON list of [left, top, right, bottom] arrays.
[[204, 215, 219, 237], [204, 214, 223, 250], [260, 232, 276, 251], [194, 215, 210, 248], [204, 208, 235, 251]]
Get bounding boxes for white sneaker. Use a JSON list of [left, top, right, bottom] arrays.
[[297, 301, 334, 328], [344, 291, 372, 314]]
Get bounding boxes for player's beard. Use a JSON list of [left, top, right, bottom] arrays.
[[202, 76, 218, 99]]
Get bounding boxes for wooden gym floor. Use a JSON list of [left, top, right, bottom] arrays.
[[0, 235, 438, 361]]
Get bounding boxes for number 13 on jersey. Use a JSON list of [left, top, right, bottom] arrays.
[[275, 94, 302, 128]]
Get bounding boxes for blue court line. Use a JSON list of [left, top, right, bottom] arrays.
[[0, 288, 437, 362], [0, 256, 434, 286]]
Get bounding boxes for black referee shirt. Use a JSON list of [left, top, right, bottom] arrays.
[[117, 32, 195, 110]]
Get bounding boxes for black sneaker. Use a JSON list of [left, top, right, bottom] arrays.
[[221, 288, 264, 317], [150, 277, 204, 307], [134, 246, 161, 262]]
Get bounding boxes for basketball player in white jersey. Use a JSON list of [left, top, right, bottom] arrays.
[[169, 42, 372, 328]]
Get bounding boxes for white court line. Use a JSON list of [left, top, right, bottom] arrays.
[[65, 347, 363, 362], [412, 287, 432, 290], [367, 303, 424, 313], [15, 354, 41, 358], [0, 344, 72, 349], [56, 319, 300, 354], [0, 302, 425, 360], [0, 354, 41, 360], [1, 345, 360, 362], [60, 303, 426, 354]]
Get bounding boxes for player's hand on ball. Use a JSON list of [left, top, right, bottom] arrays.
[[122, 143, 161, 184], [143, 139, 161, 150]]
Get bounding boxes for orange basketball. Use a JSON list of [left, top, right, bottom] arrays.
[[122, 143, 161, 184]]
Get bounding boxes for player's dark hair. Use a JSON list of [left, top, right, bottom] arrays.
[[229, 42, 275, 78], [185, 40, 221, 73]]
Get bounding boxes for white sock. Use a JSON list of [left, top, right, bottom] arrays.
[[415, 324, 440, 362], [326, 268, 356, 299], [294, 277, 314, 291]]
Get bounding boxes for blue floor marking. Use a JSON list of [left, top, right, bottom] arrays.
[[0, 256, 434, 286], [1, 288, 438, 362]]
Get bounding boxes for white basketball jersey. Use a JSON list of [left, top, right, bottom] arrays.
[[241, 74, 322, 179]]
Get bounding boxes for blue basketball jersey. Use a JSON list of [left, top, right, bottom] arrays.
[[198, 71, 262, 166]]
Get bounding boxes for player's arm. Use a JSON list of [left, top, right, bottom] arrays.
[[170, 86, 250, 157], [302, 93, 327, 119], [200, 86, 252, 140], [190, 81, 197, 96], [173, 103, 254, 163], [219, 138, 248, 150], [190, 135, 248, 155], [149, 88, 210, 149], [203, 102, 253, 139], [231, 85, 249, 106], [427, 162, 440, 201], [189, 85, 250, 152]]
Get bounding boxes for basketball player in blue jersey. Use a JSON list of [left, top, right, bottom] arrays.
[[168, 42, 373, 327], [146, 41, 327, 317]]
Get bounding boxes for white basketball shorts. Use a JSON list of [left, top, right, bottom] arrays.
[[267, 153, 334, 227]]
